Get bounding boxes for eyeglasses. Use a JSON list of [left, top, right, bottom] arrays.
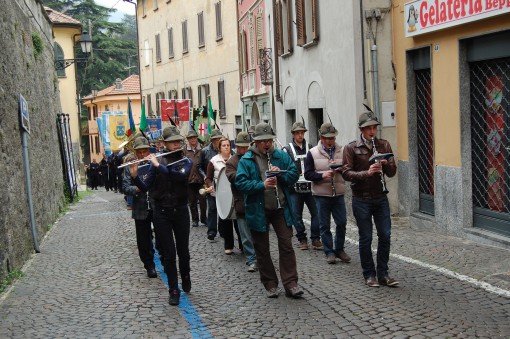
[[259, 139, 273, 144]]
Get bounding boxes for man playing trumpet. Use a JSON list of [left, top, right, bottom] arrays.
[[342, 110, 398, 288]]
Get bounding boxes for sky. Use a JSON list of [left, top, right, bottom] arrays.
[[94, 0, 135, 21]]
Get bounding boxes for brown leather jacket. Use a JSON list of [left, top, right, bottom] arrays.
[[225, 153, 245, 216], [186, 144, 204, 185], [342, 135, 397, 198]]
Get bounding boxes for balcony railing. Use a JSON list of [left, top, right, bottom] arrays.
[[258, 48, 273, 85]]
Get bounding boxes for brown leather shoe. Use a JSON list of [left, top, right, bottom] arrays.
[[336, 251, 351, 263], [311, 239, 323, 250], [326, 254, 337, 264], [297, 240, 309, 250], [365, 276, 380, 287], [378, 276, 399, 287]]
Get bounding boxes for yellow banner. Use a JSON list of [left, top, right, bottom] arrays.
[[108, 115, 128, 150]]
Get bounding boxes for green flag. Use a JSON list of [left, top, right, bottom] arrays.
[[207, 96, 213, 135], [139, 98, 147, 131]]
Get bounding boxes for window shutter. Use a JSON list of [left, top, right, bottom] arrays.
[[275, 1, 283, 55], [156, 92, 161, 115], [95, 136, 100, 154], [198, 12, 205, 47], [296, 0, 306, 46], [188, 87, 193, 108], [155, 34, 161, 61], [53, 43, 65, 77], [286, 1, 293, 52], [205, 84, 210, 98], [311, 0, 319, 41], [198, 86, 203, 106], [147, 94, 153, 115], [218, 80, 226, 119], [256, 14, 264, 62], [168, 28, 174, 58], [215, 2, 223, 39], [242, 31, 248, 73], [182, 20, 188, 53]]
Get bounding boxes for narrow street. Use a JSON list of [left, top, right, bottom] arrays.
[[0, 190, 508, 338]]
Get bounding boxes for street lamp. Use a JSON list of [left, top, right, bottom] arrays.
[[54, 31, 93, 70]]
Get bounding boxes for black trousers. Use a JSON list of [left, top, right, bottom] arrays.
[[134, 211, 155, 270], [188, 183, 206, 223], [152, 205, 190, 291]]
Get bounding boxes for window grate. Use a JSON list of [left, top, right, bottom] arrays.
[[416, 69, 434, 197]]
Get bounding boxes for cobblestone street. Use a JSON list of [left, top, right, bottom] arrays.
[[0, 190, 509, 338]]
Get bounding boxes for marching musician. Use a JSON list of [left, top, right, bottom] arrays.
[[304, 122, 351, 265], [235, 123, 302, 299], [197, 129, 223, 241], [225, 132, 257, 272], [131, 126, 193, 306], [89, 159, 100, 190], [122, 136, 158, 279], [185, 130, 207, 227], [205, 137, 241, 255], [342, 111, 398, 288], [283, 121, 322, 251]]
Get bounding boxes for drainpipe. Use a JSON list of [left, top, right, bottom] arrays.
[[371, 43, 381, 137], [272, 0, 281, 102]]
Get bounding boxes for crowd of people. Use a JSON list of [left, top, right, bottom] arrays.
[[96, 109, 398, 306]]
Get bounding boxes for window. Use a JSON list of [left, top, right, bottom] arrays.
[[53, 42, 65, 77], [168, 89, 177, 99], [198, 84, 210, 107], [155, 34, 161, 62], [256, 13, 264, 63], [240, 29, 248, 73], [90, 136, 93, 154], [142, 0, 147, 16], [296, 0, 319, 46], [155, 92, 164, 116], [147, 94, 153, 115], [93, 105, 98, 119], [144, 40, 150, 66], [95, 136, 100, 154], [198, 12, 205, 48], [218, 80, 226, 119], [215, 2, 223, 40], [105, 104, 110, 111], [153, 0, 158, 10], [168, 28, 174, 58], [182, 20, 189, 54], [276, 0, 293, 55], [182, 87, 193, 107]]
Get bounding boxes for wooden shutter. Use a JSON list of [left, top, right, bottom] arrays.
[[182, 20, 188, 53], [168, 28, 174, 58], [256, 14, 264, 62], [311, 0, 319, 41], [215, 2, 223, 39], [296, 0, 306, 46], [218, 80, 226, 119], [155, 34, 161, 62], [198, 12, 205, 47], [275, 0, 283, 56], [286, 1, 293, 52]]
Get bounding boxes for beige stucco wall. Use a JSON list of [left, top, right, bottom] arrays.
[[137, 0, 240, 137], [393, 1, 510, 166], [53, 26, 82, 158]]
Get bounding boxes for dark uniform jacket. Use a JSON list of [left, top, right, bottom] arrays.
[[342, 135, 397, 197], [197, 143, 218, 178], [185, 144, 204, 185], [122, 166, 151, 220]]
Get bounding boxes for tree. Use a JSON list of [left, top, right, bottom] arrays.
[[42, 0, 138, 96]]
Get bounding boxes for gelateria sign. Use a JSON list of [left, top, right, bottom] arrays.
[[404, 0, 510, 37]]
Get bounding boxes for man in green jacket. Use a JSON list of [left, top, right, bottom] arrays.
[[235, 122, 302, 299]]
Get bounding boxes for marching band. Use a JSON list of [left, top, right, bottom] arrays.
[[113, 110, 397, 305]]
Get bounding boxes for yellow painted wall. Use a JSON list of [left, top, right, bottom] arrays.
[[53, 26, 81, 154], [393, 1, 510, 166]]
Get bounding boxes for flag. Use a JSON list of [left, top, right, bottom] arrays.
[[207, 96, 213, 135], [126, 98, 136, 137], [139, 98, 148, 131]]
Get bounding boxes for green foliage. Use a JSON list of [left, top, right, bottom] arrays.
[[31, 32, 44, 59], [43, 0, 138, 96], [63, 179, 72, 205], [0, 270, 23, 294]]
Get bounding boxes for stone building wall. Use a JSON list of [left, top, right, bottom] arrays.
[[0, 0, 65, 281]]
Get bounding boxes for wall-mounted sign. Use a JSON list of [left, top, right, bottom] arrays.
[[19, 94, 30, 134], [404, 0, 510, 37]]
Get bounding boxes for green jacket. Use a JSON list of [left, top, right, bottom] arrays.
[[235, 148, 299, 232]]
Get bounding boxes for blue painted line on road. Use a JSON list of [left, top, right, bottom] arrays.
[[153, 247, 213, 339]]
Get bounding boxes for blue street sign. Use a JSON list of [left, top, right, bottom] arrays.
[[19, 94, 30, 134]]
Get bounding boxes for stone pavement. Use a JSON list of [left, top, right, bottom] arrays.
[[0, 189, 509, 338]]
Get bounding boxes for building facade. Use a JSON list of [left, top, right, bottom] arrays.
[[82, 75, 141, 162], [238, 0, 272, 134], [394, 0, 510, 247], [273, 0, 398, 209], [136, 0, 240, 137]]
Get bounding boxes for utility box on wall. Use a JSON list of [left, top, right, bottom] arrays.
[[381, 101, 396, 127]]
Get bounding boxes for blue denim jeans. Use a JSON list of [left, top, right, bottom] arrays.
[[288, 191, 320, 242], [315, 195, 347, 256], [352, 196, 391, 279], [236, 217, 256, 266]]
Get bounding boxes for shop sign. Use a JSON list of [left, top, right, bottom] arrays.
[[405, 0, 510, 37]]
